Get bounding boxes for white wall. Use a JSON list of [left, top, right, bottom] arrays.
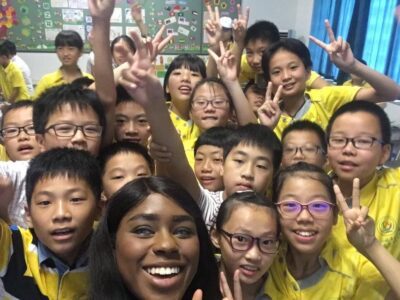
[[19, 0, 315, 84]]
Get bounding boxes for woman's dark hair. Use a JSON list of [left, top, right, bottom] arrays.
[[89, 176, 221, 300], [262, 38, 313, 82], [111, 35, 136, 55], [163, 54, 206, 101]]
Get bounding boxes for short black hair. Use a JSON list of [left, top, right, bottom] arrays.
[[98, 141, 155, 175], [224, 124, 282, 175], [71, 77, 95, 89], [262, 38, 312, 81], [244, 20, 280, 47], [281, 120, 327, 154], [163, 54, 206, 101], [194, 126, 235, 155], [116, 85, 134, 104], [1, 40, 17, 55], [111, 35, 136, 54], [55, 30, 84, 50], [1, 100, 34, 129], [33, 84, 106, 138], [243, 79, 266, 96], [26, 148, 102, 206], [326, 100, 391, 145], [0, 43, 10, 57]]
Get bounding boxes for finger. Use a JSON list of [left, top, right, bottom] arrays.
[[352, 178, 360, 209], [266, 81, 272, 100], [233, 269, 242, 300], [192, 289, 203, 300], [244, 6, 250, 22], [207, 4, 214, 20], [309, 35, 328, 50], [215, 6, 220, 22], [207, 48, 219, 62], [333, 184, 349, 212], [129, 30, 147, 58], [153, 25, 166, 42], [236, 3, 242, 18], [220, 271, 234, 299], [157, 34, 174, 52], [324, 19, 336, 43], [337, 36, 343, 51], [360, 206, 369, 221], [273, 85, 283, 104], [219, 40, 225, 56]]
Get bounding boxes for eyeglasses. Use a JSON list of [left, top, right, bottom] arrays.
[[220, 229, 279, 254], [276, 200, 335, 219], [283, 145, 325, 156], [191, 98, 228, 110], [45, 123, 102, 138], [328, 136, 384, 150], [0, 124, 35, 138]]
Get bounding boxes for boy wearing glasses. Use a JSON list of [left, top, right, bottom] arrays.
[[327, 101, 400, 262]]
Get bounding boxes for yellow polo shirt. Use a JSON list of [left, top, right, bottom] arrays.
[[332, 168, 400, 260], [0, 145, 8, 161], [273, 86, 360, 139], [34, 69, 94, 99], [343, 79, 372, 88], [266, 239, 389, 299], [169, 110, 200, 169], [0, 62, 30, 102]]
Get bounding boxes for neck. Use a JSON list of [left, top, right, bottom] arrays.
[[61, 65, 80, 74], [286, 246, 321, 280], [170, 101, 190, 120], [282, 94, 305, 117]]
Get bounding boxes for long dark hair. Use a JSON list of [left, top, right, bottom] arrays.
[[89, 176, 221, 299]]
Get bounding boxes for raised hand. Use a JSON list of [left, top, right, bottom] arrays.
[[309, 19, 356, 73], [208, 41, 237, 82], [232, 4, 249, 45], [220, 270, 242, 300], [205, 5, 222, 49], [257, 82, 283, 129], [334, 178, 376, 253], [131, 3, 143, 24], [149, 25, 173, 62], [88, 0, 115, 22]]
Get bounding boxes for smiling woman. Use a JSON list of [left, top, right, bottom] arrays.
[[89, 176, 221, 300]]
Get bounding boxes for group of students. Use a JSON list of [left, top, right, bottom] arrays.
[[1, 0, 400, 299]]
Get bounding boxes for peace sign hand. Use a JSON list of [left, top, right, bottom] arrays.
[[334, 178, 376, 254], [309, 20, 356, 73], [208, 41, 237, 82], [205, 5, 222, 49], [232, 4, 250, 45], [257, 82, 283, 129]]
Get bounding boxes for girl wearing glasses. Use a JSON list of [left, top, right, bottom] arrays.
[[211, 191, 280, 300], [267, 162, 387, 298]]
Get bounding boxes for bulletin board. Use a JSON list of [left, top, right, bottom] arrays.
[[4, 0, 241, 54]]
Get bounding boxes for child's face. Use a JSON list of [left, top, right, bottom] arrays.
[[327, 111, 390, 187], [0, 54, 10, 67], [281, 130, 326, 168], [115, 193, 199, 299], [1, 106, 40, 161], [277, 176, 335, 257], [212, 204, 278, 286], [114, 101, 151, 146], [190, 83, 231, 131], [56, 46, 82, 67], [102, 152, 152, 199], [268, 49, 310, 98], [36, 104, 102, 156], [222, 143, 274, 196], [166, 67, 202, 104], [26, 176, 99, 265], [245, 86, 265, 113], [246, 39, 270, 74], [194, 145, 224, 191], [112, 39, 133, 66]]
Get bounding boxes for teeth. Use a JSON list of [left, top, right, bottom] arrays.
[[296, 231, 315, 237], [242, 265, 257, 271], [146, 267, 180, 276]]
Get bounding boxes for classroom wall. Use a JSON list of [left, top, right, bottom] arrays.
[[19, 0, 315, 84]]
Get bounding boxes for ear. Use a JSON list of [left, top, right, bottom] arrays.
[[25, 206, 33, 228], [97, 192, 108, 219], [305, 68, 312, 81], [35, 134, 47, 153], [379, 144, 391, 166], [210, 228, 221, 249]]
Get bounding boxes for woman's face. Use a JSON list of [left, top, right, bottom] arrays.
[[115, 193, 200, 300], [212, 204, 278, 286]]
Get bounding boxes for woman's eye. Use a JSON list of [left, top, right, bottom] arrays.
[[133, 227, 154, 237], [174, 227, 194, 238], [111, 175, 124, 180]]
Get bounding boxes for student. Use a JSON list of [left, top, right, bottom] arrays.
[[342, 58, 372, 88], [211, 191, 280, 299], [266, 162, 387, 298], [0, 44, 30, 103], [326, 100, 400, 261], [261, 21, 400, 139], [2, 40, 34, 95], [0, 100, 40, 161], [0, 148, 102, 299], [119, 33, 282, 229], [243, 80, 266, 115], [194, 126, 234, 192], [89, 176, 221, 299], [111, 35, 136, 68], [114, 85, 150, 147], [34, 30, 93, 98], [99, 141, 154, 201], [280, 120, 326, 169]]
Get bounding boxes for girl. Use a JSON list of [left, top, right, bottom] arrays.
[[111, 35, 136, 67], [211, 191, 280, 300], [89, 176, 221, 299], [267, 162, 387, 298]]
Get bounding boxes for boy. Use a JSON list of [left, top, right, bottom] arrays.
[[0, 44, 30, 103], [326, 101, 400, 261], [280, 120, 326, 168], [0, 148, 101, 299], [243, 80, 266, 114], [342, 58, 372, 88], [34, 30, 93, 98]]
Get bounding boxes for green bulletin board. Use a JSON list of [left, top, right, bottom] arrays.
[[5, 0, 241, 54]]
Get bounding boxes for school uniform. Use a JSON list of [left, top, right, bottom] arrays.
[[0, 61, 30, 102], [343, 79, 372, 88]]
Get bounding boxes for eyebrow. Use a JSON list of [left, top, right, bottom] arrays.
[[34, 188, 85, 197], [197, 150, 222, 156], [234, 150, 271, 162], [127, 214, 195, 223]]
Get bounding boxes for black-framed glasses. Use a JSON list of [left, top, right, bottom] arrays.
[[328, 136, 384, 150], [0, 124, 35, 138], [220, 229, 279, 254], [276, 200, 335, 219], [191, 98, 229, 110], [45, 123, 102, 138], [283, 145, 325, 156]]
